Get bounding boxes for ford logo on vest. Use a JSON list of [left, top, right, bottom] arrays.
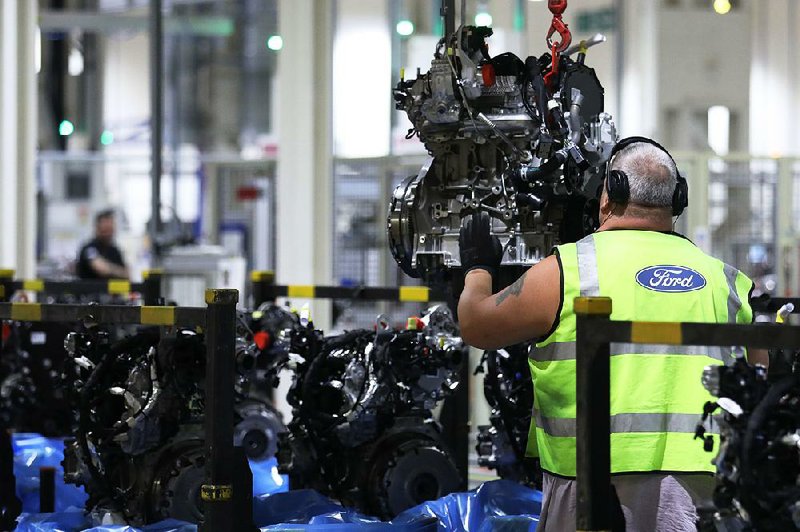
[[635, 265, 707, 293]]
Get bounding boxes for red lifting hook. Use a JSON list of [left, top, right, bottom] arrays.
[[544, 0, 571, 89], [546, 16, 572, 53], [548, 0, 568, 16]]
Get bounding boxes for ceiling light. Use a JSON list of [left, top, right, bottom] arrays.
[[475, 12, 493, 27], [713, 0, 731, 15]]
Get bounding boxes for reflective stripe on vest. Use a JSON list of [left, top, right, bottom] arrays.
[[724, 263, 742, 323], [576, 235, 599, 296], [529, 341, 731, 363], [533, 409, 719, 438]]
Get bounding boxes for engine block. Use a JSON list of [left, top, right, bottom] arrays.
[[389, 26, 616, 282]]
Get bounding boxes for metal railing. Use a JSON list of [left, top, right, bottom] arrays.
[[0, 269, 164, 306], [574, 296, 800, 531]]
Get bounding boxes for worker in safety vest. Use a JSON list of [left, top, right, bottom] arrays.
[[457, 137, 768, 531]]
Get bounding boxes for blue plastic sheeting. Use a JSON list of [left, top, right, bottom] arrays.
[[12, 433, 88, 513], [15, 510, 196, 532], [254, 491, 437, 531], [254, 480, 541, 531], [12, 433, 288, 515], [15, 508, 89, 532], [14, 434, 288, 532], [16, 477, 541, 531], [253, 456, 290, 496], [253, 489, 372, 526], [261, 515, 439, 531], [393, 480, 541, 532]]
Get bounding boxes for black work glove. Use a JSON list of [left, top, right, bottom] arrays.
[[459, 211, 503, 277]]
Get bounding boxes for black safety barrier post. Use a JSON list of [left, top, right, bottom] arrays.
[[0, 269, 12, 303], [232, 446, 257, 532], [0, 270, 12, 353], [39, 466, 56, 513], [0, 429, 21, 529], [438, 352, 470, 490], [250, 270, 275, 308], [199, 289, 251, 532], [575, 296, 613, 532], [143, 269, 164, 306]]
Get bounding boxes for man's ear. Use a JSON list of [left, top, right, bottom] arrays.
[[599, 186, 613, 218]]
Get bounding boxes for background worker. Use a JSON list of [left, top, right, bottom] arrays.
[[76, 209, 129, 280], [457, 138, 767, 531]]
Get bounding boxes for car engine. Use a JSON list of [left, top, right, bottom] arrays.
[[60, 316, 284, 526], [697, 354, 800, 531], [277, 306, 467, 518], [475, 343, 541, 488], [389, 26, 616, 284], [0, 321, 78, 436]]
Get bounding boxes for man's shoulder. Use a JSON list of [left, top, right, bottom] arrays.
[[79, 239, 100, 257]]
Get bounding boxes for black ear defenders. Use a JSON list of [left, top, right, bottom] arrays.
[[604, 136, 688, 216]]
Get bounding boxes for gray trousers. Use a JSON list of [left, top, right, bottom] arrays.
[[537, 472, 715, 532]]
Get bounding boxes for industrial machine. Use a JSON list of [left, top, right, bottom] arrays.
[[697, 351, 800, 531], [389, 12, 616, 286], [60, 317, 284, 525], [277, 306, 466, 518], [1, 320, 81, 436], [475, 343, 541, 488]]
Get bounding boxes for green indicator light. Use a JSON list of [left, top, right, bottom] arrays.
[[396, 20, 414, 37], [267, 35, 283, 51], [100, 130, 114, 145], [58, 120, 74, 136]]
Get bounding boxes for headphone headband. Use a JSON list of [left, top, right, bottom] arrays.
[[608, 136, 680, 173], [605, 136, 688, 216]]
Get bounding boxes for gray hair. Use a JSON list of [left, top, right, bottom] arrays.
[[611, 142, 678, 208]]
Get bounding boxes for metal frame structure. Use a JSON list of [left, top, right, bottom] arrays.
[[0, 288, 253, 532], [250, 270, 448, 307], [573, 296, 800, 532], [0, 269, 164, 306]]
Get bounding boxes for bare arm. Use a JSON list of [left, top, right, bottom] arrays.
[[457, 255, 561, 349], [90, 257, 129, 279]]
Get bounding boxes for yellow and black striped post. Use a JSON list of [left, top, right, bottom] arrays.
[[575, 296, 615, 532]]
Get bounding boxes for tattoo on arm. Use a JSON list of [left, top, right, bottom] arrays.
[[495, 271, 528, 307]]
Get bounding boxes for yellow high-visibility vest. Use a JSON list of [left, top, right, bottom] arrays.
[[527, 230, 753, 477]]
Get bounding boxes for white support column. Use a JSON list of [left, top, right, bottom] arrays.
[[332, 0, 391, 158], [749, 0, 800, 156], [275, 0, 334, 328], [17, 0, 37, 277], [0, 0, 19, 271], [0, 0, 37, 276], [618, 0, 657, 137]]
